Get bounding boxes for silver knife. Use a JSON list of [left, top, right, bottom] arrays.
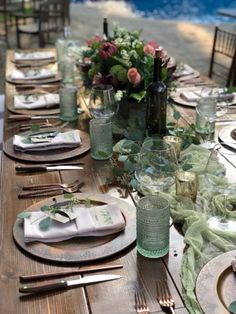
[[8, 114, 60, 121], [19, 274, 122, 294], [16, 165, 84, 172]]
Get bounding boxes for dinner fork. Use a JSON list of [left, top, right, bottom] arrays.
[[18, 181, 84, 198], [22, 179, 81, 191], [156, 280, 176, 314], [134, 291, 150, 314]]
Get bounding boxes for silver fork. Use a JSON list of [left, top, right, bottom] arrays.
[[156, 280, 176, 314], [134, 291, 150, 314]]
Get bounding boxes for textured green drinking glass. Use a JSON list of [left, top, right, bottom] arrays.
[[136, 195, 170, 258]]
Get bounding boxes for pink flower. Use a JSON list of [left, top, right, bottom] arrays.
[[99, 42, 117, 59], [86, 35, 102, 47], [127, 67, 141, 87], [143, 40, 160, 56]]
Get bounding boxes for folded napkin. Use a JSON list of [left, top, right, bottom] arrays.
[[24, 204, 126, 242], [13, 129, 82, 152], [11, 68, 55, 81], [173, 64, 194, 78], [14, 93, 59, 109], [15, 51, 54, 61], [180, 88, 235, 103]]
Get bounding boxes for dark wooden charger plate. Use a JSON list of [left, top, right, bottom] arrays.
[[13, 193, 136, 263], [196, 250, 236, 314], [3, 129, 90, 162]]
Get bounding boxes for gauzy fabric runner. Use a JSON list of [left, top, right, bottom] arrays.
[[14, 94, 59, 109], [24, 205, 126, 242]]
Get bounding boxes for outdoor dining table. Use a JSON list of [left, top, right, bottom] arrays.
[[0, 49, 235, 314]]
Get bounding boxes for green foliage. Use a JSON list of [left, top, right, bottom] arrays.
[[17, 212, 31, 219], [39, 217, 52, 231], [110, 65, 128, 82], [229, 300, 236, 314]]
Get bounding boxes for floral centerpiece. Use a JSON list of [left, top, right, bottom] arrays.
[[81, 26, 170, 103]]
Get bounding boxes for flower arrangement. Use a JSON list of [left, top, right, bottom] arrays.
[[81, 26, 170, 102]]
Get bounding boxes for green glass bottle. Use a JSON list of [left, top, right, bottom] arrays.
[[146, 49, 167, 136], [103, 17, 108, 40]]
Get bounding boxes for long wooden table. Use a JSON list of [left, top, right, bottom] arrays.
[[0, 50, 235, 314]]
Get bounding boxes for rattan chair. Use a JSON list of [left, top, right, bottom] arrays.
[[16, 0, 69, 48], [208, 26, 236, 87]]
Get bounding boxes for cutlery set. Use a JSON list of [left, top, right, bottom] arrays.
[[135, 281, 175, 314], [19, 263, 123, 294]]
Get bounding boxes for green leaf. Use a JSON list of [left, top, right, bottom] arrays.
[[173, 110, 181, 121], [129, 91, 146, 102], [41, 205, 50, 212], [30, 124, 40, 133], [110, 65, 128, 82], [229, 300, 236, 314], [228, 87, 236, 93], [17, 212, 31, 219], [84, 198, 91, 208], [39, 217, 52, 230], [182, 163, 193, 171], [64, 193, 74, 199]]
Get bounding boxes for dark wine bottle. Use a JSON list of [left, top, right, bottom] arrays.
[[103, 17, 108, 39], [146, 49, 167, 136]]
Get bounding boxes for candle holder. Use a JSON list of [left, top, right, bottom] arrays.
[[163, 135, 182, 158], [175, 171, 198, 201]]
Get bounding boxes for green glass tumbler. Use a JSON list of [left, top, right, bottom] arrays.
[[89, 118, 113, 160], [136, 195, 170, 258], [59, 84, 78, 122]]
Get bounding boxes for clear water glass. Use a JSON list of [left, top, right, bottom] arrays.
[[89, 118, 113, 160], [195, 97, 217, 143], [59, 55, 75, 84], [88, 85, 117, 120], [135, 138, 179, 193], [59, 84, 78, 122], [136, 195, 170, 258]]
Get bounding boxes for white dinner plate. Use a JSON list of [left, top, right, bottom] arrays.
[[218, 124, 236, 150], [171, 87, 236, 108]]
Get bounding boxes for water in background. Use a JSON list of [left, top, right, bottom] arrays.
[[72, 0, 236, 23]]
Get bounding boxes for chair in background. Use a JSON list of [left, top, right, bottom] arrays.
[[16, 0, 70, 48], [0, 0, 25, 46], [208, 26, 236, 87]]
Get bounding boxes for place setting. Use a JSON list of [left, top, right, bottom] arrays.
[[13, 193, 136, 263]]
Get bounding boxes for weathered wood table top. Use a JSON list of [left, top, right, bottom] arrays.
[[0, 49, 235, 314]]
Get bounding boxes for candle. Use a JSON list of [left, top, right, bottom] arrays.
[[175, 171, 198, 201], [163, 135, 182, 158]]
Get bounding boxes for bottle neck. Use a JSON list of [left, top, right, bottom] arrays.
[[153, 57, 162, 83], [103, 18, 108, 38]]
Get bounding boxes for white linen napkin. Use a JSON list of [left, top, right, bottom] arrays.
[[13, 129, 82, 152], [11, 68, 55, 80], [14, 94, 59, 109], [173, 64, 194, 78], [15, 51, 54, 61], [24, 204, 126, 243]]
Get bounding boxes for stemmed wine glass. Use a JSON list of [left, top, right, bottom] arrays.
[[88, 85, 117, 120], [205, 144, 236, 232], [135, 138, 179, 194]]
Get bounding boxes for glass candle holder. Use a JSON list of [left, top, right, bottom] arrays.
[[163, 135, 182, 159], [59, 84, 78, 122], [175, 171, 198, 201], [89, 118, 113, 160], [136, 195, 170, 258]]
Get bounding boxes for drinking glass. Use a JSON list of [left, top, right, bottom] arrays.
[[136, 195, 170, 258], [88, 85, 117, 120], [135, 139, 179, 193], [59, 84, 78, 122], [205, 144, 236, 232], [195, 96, 217, 149]]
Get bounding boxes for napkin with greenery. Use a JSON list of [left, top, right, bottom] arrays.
[[13, 129, 82, 152], [11, 68, 55, 80], [14, 93, 59, 109], [23, 204, 125, 243]]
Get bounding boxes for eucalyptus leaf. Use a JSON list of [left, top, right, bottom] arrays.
[[39, 217, 52, 230], [229, 300, 236, 314], [64, 193, 74, 199], [41, 205, 50, 212], [129, 91, 146, 102], [173, 110, 181, 121], [30, 124, 41, 133], [17, 212, 31, 219]]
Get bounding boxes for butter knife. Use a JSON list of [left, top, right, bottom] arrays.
[[8, 114, 60, 121], [19, 274, 122, 294], [16, 165, 84, 172], [19, 264, 123, 282]]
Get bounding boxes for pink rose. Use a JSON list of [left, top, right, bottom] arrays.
[[144, 40, 160, 56], [99, 42, 117, 59], [86, 35, 103, 47], [127, 67, 141, 87], [147, 40, 159, 49]]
